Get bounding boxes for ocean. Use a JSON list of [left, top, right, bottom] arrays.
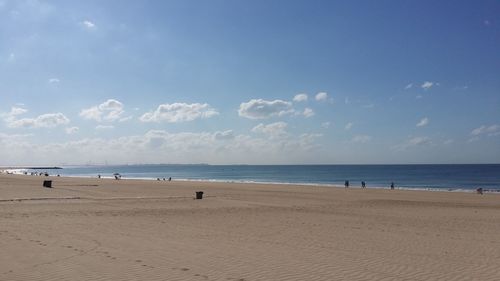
[[21, 164, 500, 192]]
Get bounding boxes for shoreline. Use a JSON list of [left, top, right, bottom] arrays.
[[2, 170, 499, 194], [2, 171, 500, 196]]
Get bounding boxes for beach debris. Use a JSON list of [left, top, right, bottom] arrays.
[[195, 191, 204, 200], [43, 180, 52, 188]]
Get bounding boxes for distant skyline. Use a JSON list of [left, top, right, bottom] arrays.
[[1, 0, 499, 165]]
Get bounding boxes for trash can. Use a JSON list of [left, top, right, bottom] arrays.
[[195, 191, 204, 199], [43, 180, 52, 188]]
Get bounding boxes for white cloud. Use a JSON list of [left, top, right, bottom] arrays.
[[252, 122, 288, 138], [2, 107, 71, 129], [471, 125, 500, 137], [213, 130, 234, 140], [345, 122, 353, 130], [0, 129, 324, 165], [96, 125, 114, 130], [303, 108, 315, 118], [315, 92, 328, 101], [140, 103, 218, 123], [48, 78, 60, 84], [421, 81, 438, 90], [80, 99, 124, 122], [405, 83, 413, 90], [408, 136, 432, 146], [81, 20, 96, 30], [293, 93, 308, 102], [65, 126, 79, 134], [4, 107, 27, 117], [352, 135, 372, 143], [416, 95, 423, 99], [7, 113, 70, 128], [321, 122, 330, 129], [119, 116, 133, 122], [395, 136, 432, 151], [238, 99, 293, 119], [416, 117, 429, 127]]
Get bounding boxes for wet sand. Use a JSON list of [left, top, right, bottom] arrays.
[[1, 173, 499, 280]]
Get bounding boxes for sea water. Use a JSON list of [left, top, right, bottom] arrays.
[[23, 164, 500, 192]]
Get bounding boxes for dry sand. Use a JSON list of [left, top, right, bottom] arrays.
[[1, 173, 499, 281]]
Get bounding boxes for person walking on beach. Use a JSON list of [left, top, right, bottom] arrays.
[[390, 182, 395, 190], [361, 181, 366, 188], [345, 180, 349, 188]]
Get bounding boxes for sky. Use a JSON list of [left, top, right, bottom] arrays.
[[0, 0, 499, 165]]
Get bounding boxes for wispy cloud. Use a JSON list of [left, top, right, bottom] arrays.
[[345, 122, 353, 130], [404, 83, 413, 90], [303, 108, 314, 118], [252, 122, 288, 138], [48, 78, 60, 84], [7, 53, 15, 62], [321, 122, 330, 129], [293, 93, 308, 102], [238, 99, 293, 119], [471, 124, 500, 137], [65, 126, 79, 134], [395, 136, 432, 151], [81, 20, 96, 30], [416, 117, 429, 127], [421, 81, 438, 90], [352, 135, 372, 143], [140, 103, 218, 123], [96, 125, 114, 130]]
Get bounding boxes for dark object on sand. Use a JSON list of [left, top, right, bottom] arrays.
[[43, 180, 52, 188], [390, 182, 395, 189], [361, 181, 366, 188], [477, 187, 483, 195], [168, 177, 172, 181], [344, 180, 349, 188], [113, 173, 121, 180], [195, 191, 204, 199]]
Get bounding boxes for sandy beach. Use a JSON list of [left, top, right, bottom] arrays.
[[1, 173, 499, 281]]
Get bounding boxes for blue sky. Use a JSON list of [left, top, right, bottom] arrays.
[[1, 0, 499, 165]]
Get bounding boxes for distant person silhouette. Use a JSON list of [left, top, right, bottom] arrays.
[[390, 182, 395, 190], [361, 181, 366, 188], [345, 180, 349, 188]]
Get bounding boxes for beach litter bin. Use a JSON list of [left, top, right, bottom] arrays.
[[43, 180, 52, 188], [195, 191, 204, 199]]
